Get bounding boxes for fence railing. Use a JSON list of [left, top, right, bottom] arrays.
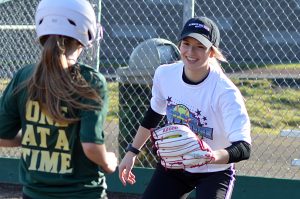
[[0, 0, 300, 180]]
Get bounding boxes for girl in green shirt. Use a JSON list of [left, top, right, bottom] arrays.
[[0, 0, 117, 198]]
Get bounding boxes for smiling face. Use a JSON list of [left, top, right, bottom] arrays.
[[180, 37, 212, 71], [179, 36, 213, 82]]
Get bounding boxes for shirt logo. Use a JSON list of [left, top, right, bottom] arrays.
[[166, 101, 213, 140]]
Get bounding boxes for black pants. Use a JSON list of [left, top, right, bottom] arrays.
[[23, 192, 108, 199], [142, 164, 235, 199], [23, 193, 32, 199]]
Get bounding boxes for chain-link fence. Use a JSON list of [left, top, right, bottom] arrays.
[[0, 0, 300, 180]]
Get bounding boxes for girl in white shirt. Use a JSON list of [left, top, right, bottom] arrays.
[[119, 16, 251, 199]]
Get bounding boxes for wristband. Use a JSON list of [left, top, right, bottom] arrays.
[[126, 144, 140, 155]]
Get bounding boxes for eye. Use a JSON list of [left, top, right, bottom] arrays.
[[197, 45, 205, 49], [181, 41, 190, 46]]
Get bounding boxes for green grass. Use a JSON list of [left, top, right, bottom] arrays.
[[222, 62, 300, 72], [264, 63, 300, 70], [106, 79, 300, 135], [1, 78, 299, 135], [107, 82, 119, 122], [233, 79, 300, 135], [0, 79, 9, 93]]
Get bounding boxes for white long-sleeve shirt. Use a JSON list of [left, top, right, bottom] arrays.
[[150, 61, 251, 173]]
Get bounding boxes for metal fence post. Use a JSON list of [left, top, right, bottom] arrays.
[[96, 0, 102, 71], [183, 0, 195, 25]]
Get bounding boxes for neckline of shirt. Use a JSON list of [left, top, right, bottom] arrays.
[[181, 66, 210, 86]]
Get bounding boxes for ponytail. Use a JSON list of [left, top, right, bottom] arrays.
[[209, 46, 228, 72], [212, 46, 227, 63]]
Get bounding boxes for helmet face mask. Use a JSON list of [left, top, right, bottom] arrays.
[[35, 0, 102, 48]]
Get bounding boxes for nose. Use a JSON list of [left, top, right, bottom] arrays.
[[186, 45, 195, 54]]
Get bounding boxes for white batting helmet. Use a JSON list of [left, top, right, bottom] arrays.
[[35, 0, 101, 47]]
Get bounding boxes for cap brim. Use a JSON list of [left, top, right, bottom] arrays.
[[180, 33, 212, 48]]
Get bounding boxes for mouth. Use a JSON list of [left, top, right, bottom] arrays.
[[187, 56, 196, 61], [185, 56, 198, 63]]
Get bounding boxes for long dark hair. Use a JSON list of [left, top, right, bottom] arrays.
[[26, 35, 102, 124]]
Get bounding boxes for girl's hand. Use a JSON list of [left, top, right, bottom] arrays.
[[102, 152, 118, 173], [118, 152, 137, 186]]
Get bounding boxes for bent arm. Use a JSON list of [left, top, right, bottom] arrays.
[[118, 126, 151, 186], [211, 141, 251, 164], [118, 107, 164, 185], [130, 107, 164, 150], [130, 126, 151, 151], [81, 142, 117, 173], [211, 149, 230, 164], [0, 132, 22, 147]]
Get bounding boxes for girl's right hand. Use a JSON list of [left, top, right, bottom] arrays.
[[118, 152, 137, 186], [102, 152, 118, 173]]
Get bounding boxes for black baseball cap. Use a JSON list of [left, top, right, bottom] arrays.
[[179, 17, 220, 48]]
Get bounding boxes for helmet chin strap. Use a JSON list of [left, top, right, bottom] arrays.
[[85, 44, 97, 62], [85, 23, 103, 62], [66, 47, 83, 67]]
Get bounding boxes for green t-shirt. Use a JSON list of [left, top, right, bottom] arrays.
[[0, 63, 109, 199]]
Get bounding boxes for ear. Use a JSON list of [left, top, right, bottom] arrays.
[[209, 48, 215, 58], [177, 41, 182, 48], [77, 45, 83, 54]]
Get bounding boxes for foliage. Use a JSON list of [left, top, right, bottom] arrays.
[[107, 82, 119, 122], [0, 79, 9, 94], [232, 79, 300, 135], [222, 62, 300, 73], [1, 78, 299, 136]]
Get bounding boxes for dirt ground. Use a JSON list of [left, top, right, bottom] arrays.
[[0, 183, 141, 199]]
